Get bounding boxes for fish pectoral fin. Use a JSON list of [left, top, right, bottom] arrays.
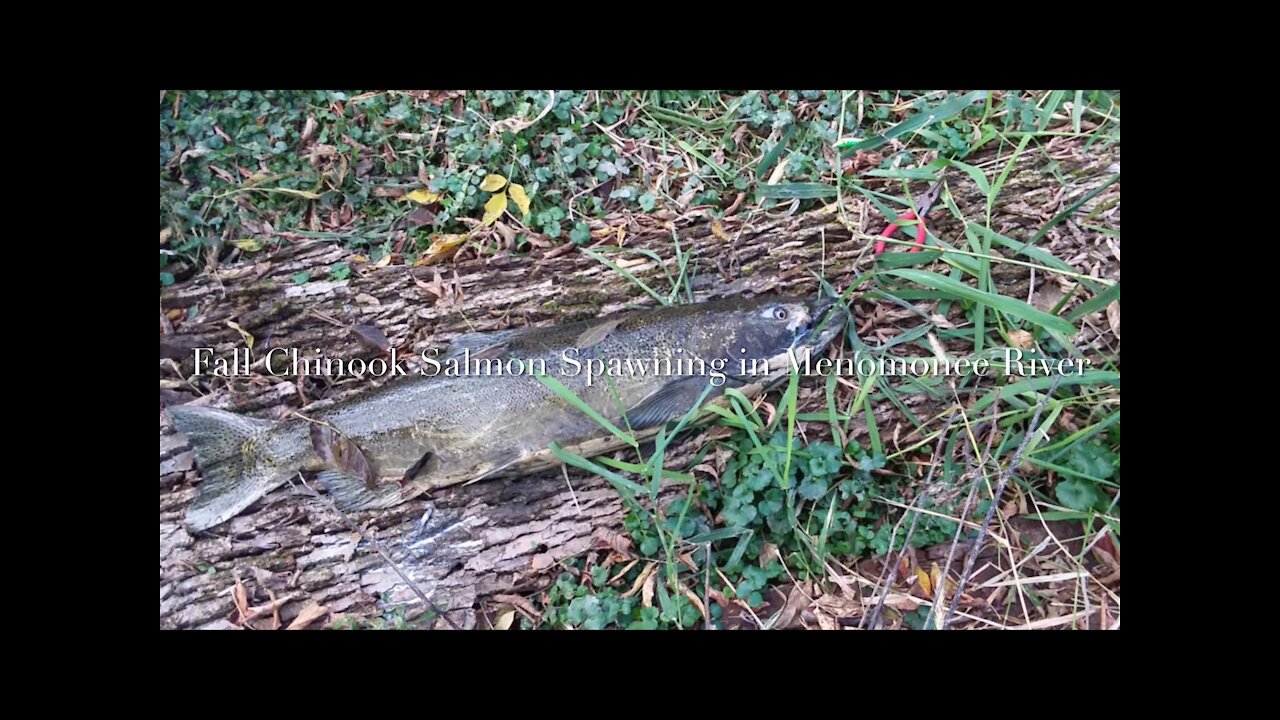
[[400, 449, 435, 485], [624, 376, 717, 431], [313, 470, 413, 512], [309, 423, 377, 489]]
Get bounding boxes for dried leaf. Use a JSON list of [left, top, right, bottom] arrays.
[[642, 570, 656, 608], [373, 186, 406, 198], [1106, 301, 1120, 339], [592, 527, 634, 556], [351, 324, 391, 352], [492, 609, 516, 630], [621, 563, 655, 599], [160, 227, 173, 246], [233, 238, 264, 253], [711, 218, 730, 242], [233, 577, 250, 624], [480, 174, 508, 192], [509, 183, 531, 216], [422, 234, 467, 264], [574, 318, 622, 350], [286, 602, 329, 630], [408, 207, 437, 228], [373, 254, 393, 268], [773, 582, 811, 629], [226, 320, 254, 349], [301, 116, 318, 143], [404, 188, 440, 205], [355, 293, 381, 305], [482, 193, 508, 226], [493, 593, 543, 624], [930, 563, 943, 598], [417, 160, 431, 186], [1008, 329, 1035, 350]]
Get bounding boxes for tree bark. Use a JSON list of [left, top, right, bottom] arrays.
[[159, 138, 1119, 630]]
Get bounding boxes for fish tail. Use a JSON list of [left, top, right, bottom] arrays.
[[166, 404, 292, 532]]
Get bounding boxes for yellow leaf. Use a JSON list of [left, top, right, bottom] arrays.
[[914, 567, 932, 597], [480, 174, 508, 192], [404, 188, 440, 205], [482, 192, 508, 226], [373, 254, 393, 268], [233, 239, 264, 252], [492, 610, 515, 630], [226, 320, 254, 350], [508, 183, 531, 216], [160, 227, 173, 246], [422, 234, 467, 263], [350, 254, 368, 264]]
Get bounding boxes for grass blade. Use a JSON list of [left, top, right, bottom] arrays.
[[884, 268, 1077, 336]]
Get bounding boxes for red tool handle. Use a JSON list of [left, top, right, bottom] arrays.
[[873, 211, 927, 254]]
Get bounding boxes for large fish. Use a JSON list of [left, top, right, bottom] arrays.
[[166, 292, 847, 532]]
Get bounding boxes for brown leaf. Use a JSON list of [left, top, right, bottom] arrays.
[[1106, 301, 1120, 339], [286, 602, 329, 630], [773, 582, 811, 630], [351, 324, 391, 353], [574, 318, 622, 350], [301, 116, 318, 143], [417, 160, 431, 186], [493, 593, 543, 624], [1008, 329, 1035, 350], [621, 563, 655, 599], [642, 569, 656, 608], [592, 527, 634, 556], [354, 293, 381, 305], [408, 207, 437, 228], [373, 186, 406, 198], [232, 577, 250, 625]]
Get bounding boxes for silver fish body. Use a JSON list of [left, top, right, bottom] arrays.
[[167, 293, 846, 532]]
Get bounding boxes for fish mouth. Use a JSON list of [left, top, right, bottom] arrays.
[[795, 293, 848, 351]]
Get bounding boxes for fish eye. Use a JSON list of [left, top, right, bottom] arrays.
[[772, 307, 789, 321]]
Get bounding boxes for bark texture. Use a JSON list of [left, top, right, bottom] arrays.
[[159, 138, 1119, 630]]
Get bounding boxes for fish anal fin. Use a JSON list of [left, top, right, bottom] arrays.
[[314, 470, 415, 511], [309, 423, 377, 489], [461, 450, 526, 486]]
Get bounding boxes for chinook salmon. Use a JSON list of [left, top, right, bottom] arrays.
[[166, 292, 847, 532]]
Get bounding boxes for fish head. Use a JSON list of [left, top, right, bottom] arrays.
[[691, 292, 848, 374]]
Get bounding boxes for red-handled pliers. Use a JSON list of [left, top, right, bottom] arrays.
[[874, 179, 944, 254]]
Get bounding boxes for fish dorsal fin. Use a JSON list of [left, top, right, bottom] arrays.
[[443, 326, 537, 361]]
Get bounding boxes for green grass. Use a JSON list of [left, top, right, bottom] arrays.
[[161, 90, 1120, 630]]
